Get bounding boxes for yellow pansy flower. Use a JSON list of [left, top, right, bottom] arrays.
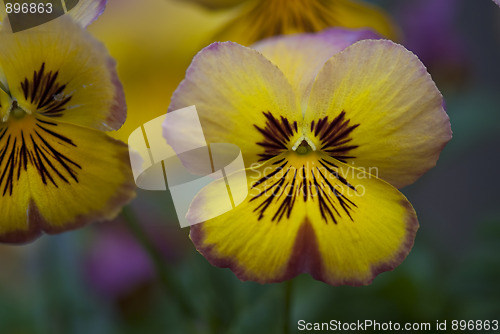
[[187, 0, 398, 43], [167, 29, 452, 285], [0, 17, 135, 243]]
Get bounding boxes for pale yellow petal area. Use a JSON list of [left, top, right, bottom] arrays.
[[0, 88, 12, 122], [214, 0, 398, 46], [0, 17, 125, 131], [189, 151, 417, 285], [253, 28, 380, 112], [305, 40, 452, 188], [168, 42, 302, 166], [0, 5, 7, 31], [0, 115, 135, 243]]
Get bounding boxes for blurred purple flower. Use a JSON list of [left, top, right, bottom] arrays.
[[84, 199, 190, 299], [85, 224, 155, 298], [397, 0, 469, 87]]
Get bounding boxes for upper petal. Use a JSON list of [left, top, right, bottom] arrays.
[[305, 40, 452, 188], [0, 17, 125, 131], [168, 42, 301, 167], [67, 0, 107, 27], [253, 28, 381, 112]]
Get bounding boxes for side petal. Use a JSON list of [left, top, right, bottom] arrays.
[[67, 0, 107, 27], [0, 88, 12, 121], [168, 42, 301, 167], [253, 28, 380, 112], [189, 152, 417, 286], [0, 17, 125, 131], [305, 40, 452, 188], [0, 117, 135, 243]]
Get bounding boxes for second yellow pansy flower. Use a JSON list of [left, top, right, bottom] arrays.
[[0, 17, 134, 243]]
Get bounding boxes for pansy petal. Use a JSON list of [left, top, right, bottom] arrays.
[[0, 5, 7, 31], [168, 42, 301, 167], [214, 0, 397, 46], [0, 88, 12, 122], [67, 0, 107, 27], [0, 116, 135, 243], [0, 17, 125, 131], [189, 151, 417, 285], [305, 40, 452, 188], [253, 28, 380, 112]]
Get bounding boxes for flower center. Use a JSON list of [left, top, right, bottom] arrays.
[[10, 101, 29, 120], [295, 139, 312, 155], [249, 153, 358, 224], [0, 63, 79, 197], [254, 110, 359, 163], [251, 111, 361, 224]]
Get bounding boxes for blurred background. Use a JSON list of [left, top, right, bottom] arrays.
[[1, 0, 500, 333]]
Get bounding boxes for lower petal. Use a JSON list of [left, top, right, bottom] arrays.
[[0, 116, 135, 243], [67, 0, 106, 27], [189, 153, 417, 285]]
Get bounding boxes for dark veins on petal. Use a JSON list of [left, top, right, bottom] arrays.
[[254, 111, 298, 162], [0, 119, 81, 197], [228, 0, 353, 42], [311, 110, 359, 163], [251, 111, 359, 224], [20, 62, 72, 117], [0, 63, 80, 197], [250, 159, 357, 224]]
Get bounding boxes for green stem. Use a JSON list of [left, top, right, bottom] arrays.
[[284, 279, 293, 334], [121, 205, 196, 319]]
